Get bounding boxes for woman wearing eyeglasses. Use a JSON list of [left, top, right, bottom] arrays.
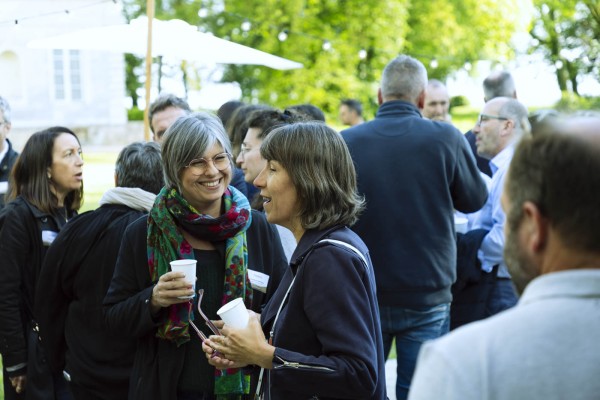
[[203, 122, 387, 399], [0, 127, 83, 400], [103, 112, 287, 400]]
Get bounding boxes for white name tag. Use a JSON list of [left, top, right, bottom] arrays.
[[42, 230, 58, 246], [0, 181, 8, 194], [248, 269, 270, 294]]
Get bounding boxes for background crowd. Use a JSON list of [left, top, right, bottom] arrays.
[[0, 53, 599, 400]]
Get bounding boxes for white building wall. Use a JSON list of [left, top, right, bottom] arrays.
[[0, 0, 129, 150]]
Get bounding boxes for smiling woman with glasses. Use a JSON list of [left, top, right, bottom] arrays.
[[103, 112, 287, 400]]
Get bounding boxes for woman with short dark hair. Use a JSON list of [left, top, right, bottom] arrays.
[[204, 122, 387, 399], [0, 126, 83, 399], [104, 112, 287, 400]]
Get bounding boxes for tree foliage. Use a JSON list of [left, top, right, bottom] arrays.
[[529, 0, 600, 95], [122, 0, 523, 117]]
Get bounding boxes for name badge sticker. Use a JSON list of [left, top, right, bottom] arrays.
[[42, 230, 58, 246], [248, 269, 270, 293]]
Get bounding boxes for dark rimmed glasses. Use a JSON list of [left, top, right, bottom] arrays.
[[184, 152, 231, 175], [188, 289, 223, 357], [477, 114, 509, 126]]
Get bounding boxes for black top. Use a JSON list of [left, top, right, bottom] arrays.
[[178, 249, 223, 393], [0, 196, 75, 375]]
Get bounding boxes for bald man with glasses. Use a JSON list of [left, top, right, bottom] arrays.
[[451, 97, 530, 330]]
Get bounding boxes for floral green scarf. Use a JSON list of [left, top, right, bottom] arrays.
[[147, 185, 252, 396]]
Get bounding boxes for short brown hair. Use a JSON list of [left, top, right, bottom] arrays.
[[505, 132, 600, 254], [260, 122, 364, 230]]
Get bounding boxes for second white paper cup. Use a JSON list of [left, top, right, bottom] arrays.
[[454, 216, 469, 234], [170, 259, 197, 299], [217, 298, 249, 329]]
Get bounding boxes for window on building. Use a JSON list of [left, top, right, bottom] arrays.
[[53, 49, 82, 101]]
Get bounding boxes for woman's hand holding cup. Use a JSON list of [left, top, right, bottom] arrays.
[[150, 271, 195, 313]]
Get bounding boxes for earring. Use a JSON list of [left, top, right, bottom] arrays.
[[47, 173, 51, 179]]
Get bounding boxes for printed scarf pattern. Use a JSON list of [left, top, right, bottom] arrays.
[[147, 185, 252, 396]]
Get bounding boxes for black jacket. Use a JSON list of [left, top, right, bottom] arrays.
[[35, 204, 147, 399], [0, 139, 19, 209], [342, 101, 488, 309], [103, 210, 287, 400], [260, 226, 387, 400], [0, 196, 73, 375]]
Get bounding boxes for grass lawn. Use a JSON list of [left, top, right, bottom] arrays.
[[80, 151, 120, 212]]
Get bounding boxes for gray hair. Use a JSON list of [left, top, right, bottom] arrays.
[[483, 71, 516, 101], [115, 141, 164, 194], [161, 112, 232, 190], [148, 93, 191, 133], [380, 55, 427, 103], [0, 96, 11, 123], [498, 98, 530, 140]]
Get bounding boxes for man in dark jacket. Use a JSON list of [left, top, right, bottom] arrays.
[[342, 55, 488, 400], [35, 142, 164, 400], [0, 96, 19, 210]]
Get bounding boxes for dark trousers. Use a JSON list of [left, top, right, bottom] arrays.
[[451, 268, 518, 330]]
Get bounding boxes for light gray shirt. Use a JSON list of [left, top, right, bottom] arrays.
[[409, 269, 600, 400]]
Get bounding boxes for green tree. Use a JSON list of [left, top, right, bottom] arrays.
[[529, 1, 600, 95], [405, 0, 521, 79], [122, 0, 525, 118]]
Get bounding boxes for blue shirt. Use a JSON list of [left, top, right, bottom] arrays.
[[471, 145, 514, 278]]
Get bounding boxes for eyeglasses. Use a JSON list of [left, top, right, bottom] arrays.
[[189, 289, 223, 357], [477, 114, 509, 126], [184, 152, 231, 175]]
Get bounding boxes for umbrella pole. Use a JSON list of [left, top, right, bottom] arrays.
[[143, 0, 155, 141]]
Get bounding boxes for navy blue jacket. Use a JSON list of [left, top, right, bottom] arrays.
[[342, 101, 488, 309], [261, 226, 387, 400]]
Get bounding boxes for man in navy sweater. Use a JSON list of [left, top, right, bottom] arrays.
[[342, 55, 487, 400]]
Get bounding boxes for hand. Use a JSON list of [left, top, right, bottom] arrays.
[[150, 271, 195, 312], [201, 340, 246, 370], [205, 311, 275, 369], [10, 375, 26, 394]]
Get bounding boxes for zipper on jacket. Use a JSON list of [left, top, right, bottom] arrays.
[[273, 355, 334, 372]]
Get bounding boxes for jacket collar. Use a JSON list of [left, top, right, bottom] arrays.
[[375, 100, 422, 119], [289, 225, 344, 271]]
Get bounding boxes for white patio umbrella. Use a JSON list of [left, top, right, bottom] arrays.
[[27, 17, 303, 70], [27, 16, 302, 139]]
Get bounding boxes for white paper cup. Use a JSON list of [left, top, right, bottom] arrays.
[[217, 298, 249, 329], [454, 216, 469, 234], [170, 259, 197, 299]]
